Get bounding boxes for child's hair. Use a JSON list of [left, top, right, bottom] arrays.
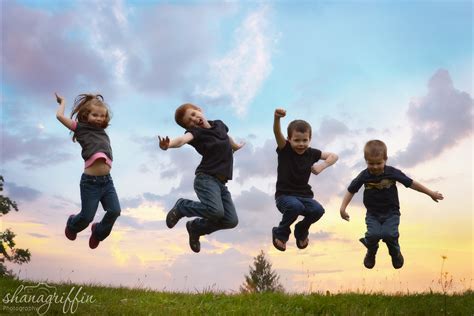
[[175, 103, 200, 128], [70, 94, 111, 141], [287, 120, 312, 139], [364, 139, 388, 160]]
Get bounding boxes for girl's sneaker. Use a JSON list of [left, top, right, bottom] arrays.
[[65, 215, 77, 241], [89, 223, 100, 249]]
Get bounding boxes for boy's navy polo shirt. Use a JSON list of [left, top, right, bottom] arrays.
[[347, 165, 413, 215], [74, 122, 113, 161], [275, 141, 322, 199], [187, 120, 233, 181]]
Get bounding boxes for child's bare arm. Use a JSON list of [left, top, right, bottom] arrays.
[[229, 136, 245, 152], [311, 151, 338, 175], [158, 133, 194, 150], [410, 180, 444, 202], [339, 191, 354, 221], [55, 93, 75, 130], [273, 108, 286, 149]]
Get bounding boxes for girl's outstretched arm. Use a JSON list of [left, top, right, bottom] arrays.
[[55, 93, 75, 130], [158, 133, 194, 150]]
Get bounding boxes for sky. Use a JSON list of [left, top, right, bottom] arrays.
[[1, 0, 472, 294]]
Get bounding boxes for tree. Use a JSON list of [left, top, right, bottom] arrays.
[[240, 250, 284, 293], [0, 176, 31, 277]]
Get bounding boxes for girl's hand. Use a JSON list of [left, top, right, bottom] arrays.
[[55, 92, 64, 105], [274, 108, 286, 118], [158, 136, 170, 150]]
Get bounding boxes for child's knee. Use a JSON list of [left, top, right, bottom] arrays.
[[224, 217, 238, 229], [108, 208, 121, 218], [207, 206, 225, 219], [308, 204, 325, 219]]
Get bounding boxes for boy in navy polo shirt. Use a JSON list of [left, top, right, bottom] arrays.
[[339, 140, 444, 269], [158, 103, 244, 253], [272, 108, 338, 251]]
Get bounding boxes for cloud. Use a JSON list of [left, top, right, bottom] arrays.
[[2, 129, 74, 168], [1, 2, 111, 98], [2, 1, 233, 100], [193, 5, 276, 115], [4, 182, 42, 202], [393, 69, 473, 167], [314, 118, 350, 147], [234, 140, 278, 183]]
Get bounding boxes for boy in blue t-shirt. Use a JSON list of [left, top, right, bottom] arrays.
[[158, 103, 244, 253], [339, 140, 444, 269], [272, 108, 338, 251]]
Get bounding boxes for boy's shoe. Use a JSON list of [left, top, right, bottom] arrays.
[[391, 251, 404, 269], [166, 199, 184, 229], [65, 215, 77, 241], [186, 221, 200, 253], [296, 237, 309, 249], [272, 229, 286, 251], [89, 223, 100, 249], [363, 250, 376, 269]]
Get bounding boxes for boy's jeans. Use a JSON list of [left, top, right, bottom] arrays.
[[67, 174, 121, 241], [273, 195, 325, 242], [362, 212, 400, 255], [177, 173, 238, 236]]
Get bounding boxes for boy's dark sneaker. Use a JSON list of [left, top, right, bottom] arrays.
[[65, 215, 77, 241], [166, 199, 184, 228], [186, 221, 200, 253], [363, 250, 376, 269], [391, 251, 404, 269], [89, 223, 100, 249], [272, 229, 286, 251], [296, 237, 309, 249]]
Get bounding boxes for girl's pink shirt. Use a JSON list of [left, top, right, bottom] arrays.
[[71, 121, 113, 168]]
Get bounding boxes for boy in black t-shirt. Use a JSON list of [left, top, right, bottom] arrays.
[[339, 140, 444, 269], [158, 103, 244, 253], [272, 108, 338, 251]]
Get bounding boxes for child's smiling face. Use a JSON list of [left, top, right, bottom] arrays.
[[288, 131, 311, 155], [87, 105, 107, 127], [182, 108, 207, 129], [366, 155, 386, 175]]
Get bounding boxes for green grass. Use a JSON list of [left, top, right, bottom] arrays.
[[1, 277, 473, 315]]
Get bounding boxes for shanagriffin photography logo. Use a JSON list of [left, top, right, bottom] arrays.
[[2, 282, 96, 315]]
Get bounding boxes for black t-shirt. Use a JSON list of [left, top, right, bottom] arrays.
[[347, 165, 413, 215], [74, 122, 113, 161], [187, 120, 233, 180], [275, 141, 322, 198]]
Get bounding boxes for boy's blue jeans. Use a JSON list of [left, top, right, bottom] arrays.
[[362, 212, 400, 255], [176, 173, 238, 236], [67, 174, 121, 241], [273, 195, 325, 242]]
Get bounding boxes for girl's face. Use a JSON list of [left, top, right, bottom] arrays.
[[87, 105, 107, 127]]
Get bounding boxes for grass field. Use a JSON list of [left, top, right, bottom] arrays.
[[1, 276, 473, 315]]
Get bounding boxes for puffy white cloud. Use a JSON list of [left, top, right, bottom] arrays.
[[393, 69, 473, 167], [193, 5, 276, 115]]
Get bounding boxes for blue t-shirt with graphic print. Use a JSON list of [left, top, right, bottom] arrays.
[[347, 165, 413, 215]]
